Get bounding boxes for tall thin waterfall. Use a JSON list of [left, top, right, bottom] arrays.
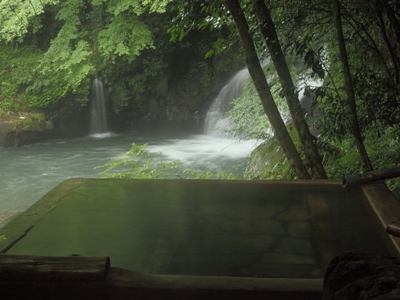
[[90, 77, 107, 134], [204, 68, 249, 136]]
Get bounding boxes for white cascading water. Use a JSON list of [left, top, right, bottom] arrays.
[[204, 68, 250, 136], [203, 64, 324, 137], [90, 77, 107, 135], [0, 73, 259, 222]]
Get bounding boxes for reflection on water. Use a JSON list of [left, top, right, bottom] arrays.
[[0, 131, 258, 214]]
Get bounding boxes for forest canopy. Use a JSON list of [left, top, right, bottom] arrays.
[[0, 0, 399, 188]]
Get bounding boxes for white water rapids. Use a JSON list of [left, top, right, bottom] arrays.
[[0, 131, 258, 221], [0, 70, 260, 224]]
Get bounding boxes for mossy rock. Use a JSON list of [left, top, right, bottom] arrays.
[[244, 139, 284, 179], [244, 126, 299, 179], [0, 112, 55, 147]]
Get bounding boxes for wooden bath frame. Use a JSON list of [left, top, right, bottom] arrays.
[[0, 179, 399, 299]]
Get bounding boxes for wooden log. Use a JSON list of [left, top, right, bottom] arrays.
[[386, 222, 400, 238], [342, 166, 400, 187], [0, 254, 110, 281], [0, 267, 323, 300]]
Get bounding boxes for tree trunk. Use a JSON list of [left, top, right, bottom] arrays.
[[223, 0, 311, 179], [376, 9, 400, 84], [384, 2, 400, 46], [332, 0, 374, 172], [250, 0, 327, 179]]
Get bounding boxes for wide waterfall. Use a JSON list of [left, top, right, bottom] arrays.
[[90, 78, 107, 134], [204, 69, 250, 136]]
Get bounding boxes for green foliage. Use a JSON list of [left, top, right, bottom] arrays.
[[0, 0, 158, 112], [168, 0, 231, 39], [97, 14, 153, 63], [0, 45, 43, 112], [106, 0, 145, 16], [227, 88, 271, 140], [321, 125, 400, 190], [142, 0, 171, 13], [33, 20, 94, 106], [0, 0, 241, 127], [182, 169, 241, 180], [243, 125, 299, 180], [322, 138, 363, 180], [9, 112, 52, 130], [0, 81, 19, 110], [96, 142, 242, 180], [96, 143, 180, 179], [226, 63, 290, 140], [1, 0, 398, 192], [0, 0, 59, 42]]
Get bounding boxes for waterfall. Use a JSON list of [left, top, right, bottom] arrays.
[[204, 68, 250, 136], [90, 77, 107, 134], [203, 65, 324, 137]]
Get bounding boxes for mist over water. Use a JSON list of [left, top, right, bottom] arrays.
[[0, 131, 257, 216], [149, 134, 257, 172], [204, 69, 249, 136], [0, 70, 260, 222]]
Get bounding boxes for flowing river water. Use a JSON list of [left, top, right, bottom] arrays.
[[0, 130, 258, 223], [1, 70, 256, 225]]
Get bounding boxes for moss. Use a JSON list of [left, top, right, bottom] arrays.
[[0, 112, 53, 131], [244, 125, 300, 180]]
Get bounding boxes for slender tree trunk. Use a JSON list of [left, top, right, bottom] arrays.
[[377, 10, 400, 84], [332, 0, 374, 172], [250, 0, 327, 179], [223, 0, 311, 179], [385, 3, 400, 46]]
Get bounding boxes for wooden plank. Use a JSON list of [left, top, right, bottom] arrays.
[[307, 194, 339, 267], [0, 267, 323, 300], [361, 183, 400, 256], [343, 166, 400, 187], [386, 222, 400, 238], [0, 178, 87, 253], [0, 254, 110, 281]]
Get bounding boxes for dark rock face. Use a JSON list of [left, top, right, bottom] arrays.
[[45, 93, 91, 139], [1, 130, 51, 147], [323, 252, 400, 300], [0, 121, 56, 148], [111, 66, 241, 134], [0, 94, 91, 148]]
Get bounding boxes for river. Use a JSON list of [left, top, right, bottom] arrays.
[[0, 130, 258, 223]]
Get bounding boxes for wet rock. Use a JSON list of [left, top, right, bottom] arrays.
[[244, 140, 283, 179], [323, 252, 400, 300], [0, 126, 54, 148]]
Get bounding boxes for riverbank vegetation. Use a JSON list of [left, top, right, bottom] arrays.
[[0, 0, 239, 131], [96, 142, 241, 180], [1, 1, 399, 189]]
